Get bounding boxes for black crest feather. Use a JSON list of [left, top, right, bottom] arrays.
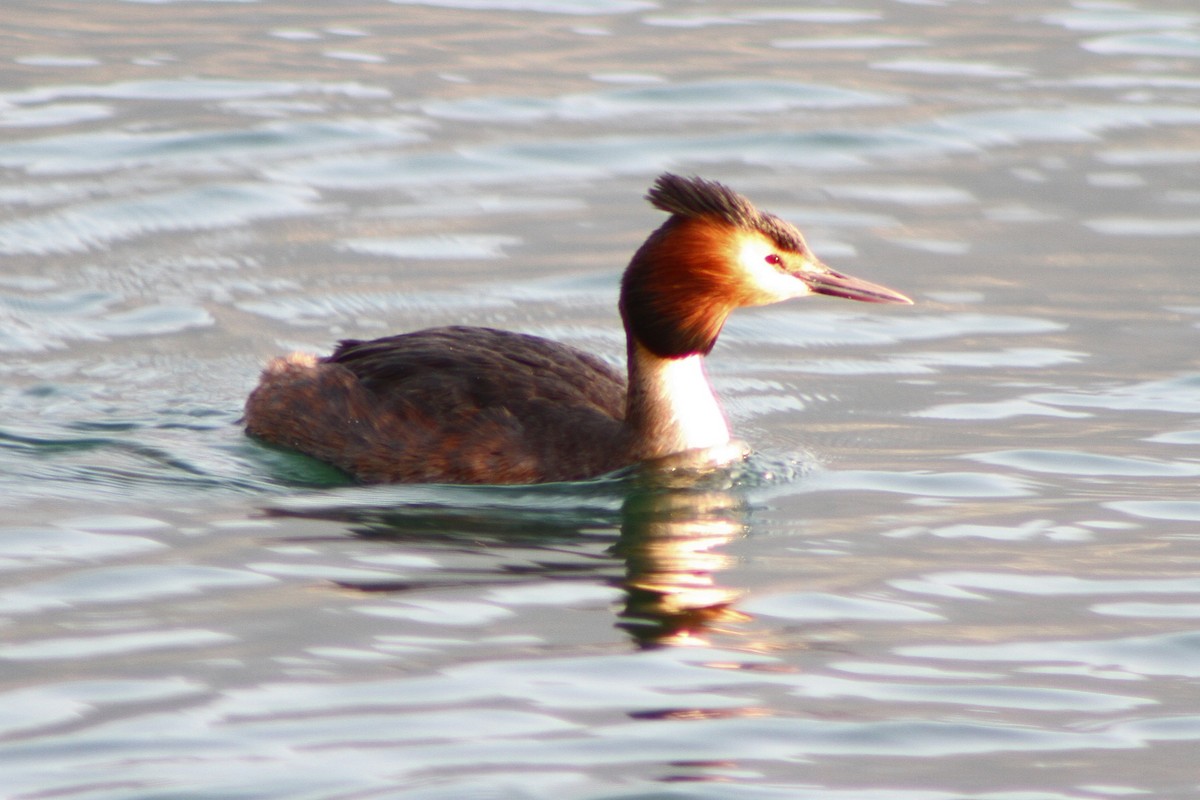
[[646, 173, 807, 253]]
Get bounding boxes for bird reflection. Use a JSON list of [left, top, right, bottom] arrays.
[[264, 450, 757, 648], [612, 466, 752, 647]]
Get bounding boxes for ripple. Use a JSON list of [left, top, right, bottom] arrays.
[[3, 77, 389, 106], [0, 629, 237, 661], [1110, 714, 1200, 744], [0, 688, 90, 737], [896, 313, 1066, 341], [901, 630, 1200, 678], [0, 415, 270, 502], [1093, 602, 1200, 619], [872, 59, 1029, 78], [387, 0, 653, 12], [1069, 75, 1200, 93], [965, 449, 1200, 477], [1032, 374, 1200, 414], [1148, 429, 1200, 445], [893, 571, 1200, 598], [55, 513, 172, 532], [645, 9, 879, 28], [211, 649, 763, 716], [0, 102, 112, 128], [801, 469, 1034, 499], [1106, 500, 1200, 522], [0, 182, 321, 255], [587, 715, 1115, 759], [323, 50, 387, 63], [885, 519, 1086, 542], [484, 582, 623, 607], [265, 124, 1003, 191], [782, 673, 1149, 712], [833, 661, 998, 680], [356, 599, 516, 626], [826, 182, 975, 207], [798, 347, 1084, 376], [270, 28, 323, 41], [0, 678, 207, 737], [890, 237, 971, 255], [776, 206, 898, 229], [228, 707, 578, 746], [1085, 31, 1200, 58], [1085, 217, 1200, 236], [264, 477, 626, 521], [922, 105, 1200, 149], [0, 564, 276, 614], [339, 234, 521, 260], [0, 286, 215, 351], [283, 120, 1108, 190], [728, 390, 806, 418], [782, 357, 933, 376], [774, 36, 924, 50], [15, 55, 103, 68], [1098, 148, 1200, 166], [741, 592, 943, 622], [1043, 8, 1199, 32], [0, 524, 166, 569], [915, 398, 1091, 421], [247, 562, 407, 584], [731, 312, 1064, 353], [274, 131, 892, 194], [235, 287, 514, 324], [421, 80, 899, 122], [1, 119, 417, 175]]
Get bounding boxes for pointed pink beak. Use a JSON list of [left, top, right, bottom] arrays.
[[802, 263, 913, 305]]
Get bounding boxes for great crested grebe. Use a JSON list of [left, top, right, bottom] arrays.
[[244, 173, 912, 484]]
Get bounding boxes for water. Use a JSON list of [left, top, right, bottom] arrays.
[[2, 0, 1200, 797]]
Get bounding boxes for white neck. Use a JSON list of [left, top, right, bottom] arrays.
[[625, 341, 731, 459]]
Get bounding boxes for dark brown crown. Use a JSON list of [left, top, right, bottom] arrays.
[[646, 174, 808, 254]]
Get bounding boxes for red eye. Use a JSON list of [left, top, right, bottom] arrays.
[[765, 253, 783, 266]]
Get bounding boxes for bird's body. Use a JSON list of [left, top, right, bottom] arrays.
[[244, 174, 911, 484], [248, 327, 631, 483]]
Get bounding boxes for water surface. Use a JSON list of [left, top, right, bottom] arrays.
[[2, 0, 1200, 797]]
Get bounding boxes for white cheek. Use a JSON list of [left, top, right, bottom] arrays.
[[735, 238, 812, 305]]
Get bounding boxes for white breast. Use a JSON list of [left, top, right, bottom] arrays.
[[629, 344, 731, 456]]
